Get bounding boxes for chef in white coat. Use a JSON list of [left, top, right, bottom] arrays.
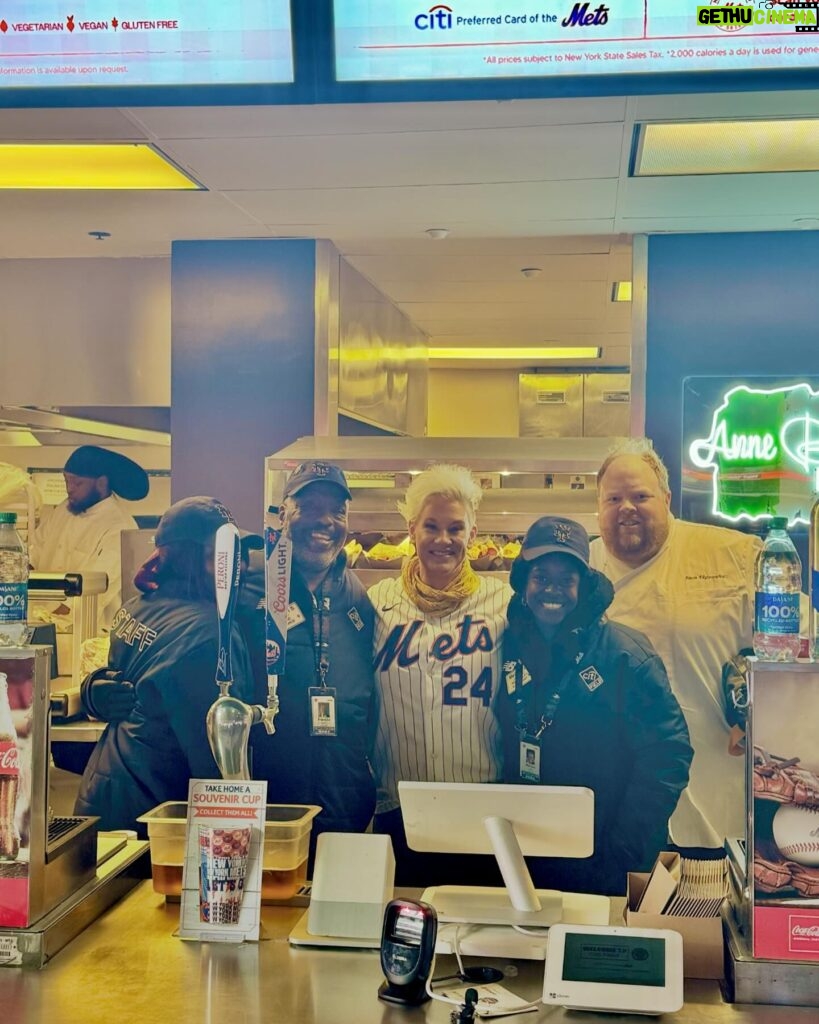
[[31, 446, 149, 628], [589, 438, 760, 850]]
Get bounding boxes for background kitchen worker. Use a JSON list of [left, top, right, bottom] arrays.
[[31, 445, 149, 628]]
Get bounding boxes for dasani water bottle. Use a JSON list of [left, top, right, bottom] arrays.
[[0, 512, 29, 647], [754, 516, 802, 662]]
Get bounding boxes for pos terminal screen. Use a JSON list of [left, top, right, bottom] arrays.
[[562, 933, 666, 988]]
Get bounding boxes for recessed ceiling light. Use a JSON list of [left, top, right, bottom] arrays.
[[429, 347, 600, 360], [611, 281, 632, 302], [633, 118, 819, 176], [794, 217, 819, 230], [88, 231, 111, 241], [0, 143, 202, 189], [425, 227, 450, 239], [520, 267, 543, 279]]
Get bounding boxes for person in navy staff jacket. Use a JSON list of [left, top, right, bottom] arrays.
[[497, 515, 693, 896], [75, 496, 255, 833], [247, 461, 377, 856]]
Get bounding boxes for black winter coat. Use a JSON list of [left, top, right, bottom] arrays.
[[498, 570, 693, 896], [76, 581, 255, 834]]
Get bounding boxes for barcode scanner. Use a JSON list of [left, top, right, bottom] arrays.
[[378, 898, 438, 1006]]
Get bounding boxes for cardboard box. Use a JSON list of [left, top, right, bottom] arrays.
[[626, 870, 726, 980]]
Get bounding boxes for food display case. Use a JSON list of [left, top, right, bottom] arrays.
[[264, 436, 618, 580]]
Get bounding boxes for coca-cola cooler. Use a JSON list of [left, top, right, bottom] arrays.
[[725, 660, 819, 1007], [0, 646, 98, 930]]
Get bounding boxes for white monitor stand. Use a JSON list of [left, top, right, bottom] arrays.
[[399, 781, 597, 929]]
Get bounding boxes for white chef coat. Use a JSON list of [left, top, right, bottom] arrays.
[[589, 516, 760, 848], [31, 495, 138, 629]]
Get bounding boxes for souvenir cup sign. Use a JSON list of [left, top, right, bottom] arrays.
[[178, 778, 267, 943]]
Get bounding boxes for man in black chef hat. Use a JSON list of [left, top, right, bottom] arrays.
[[30, 445, 150, 628]]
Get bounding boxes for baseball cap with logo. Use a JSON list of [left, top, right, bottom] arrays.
[[510, 515, 589, 592], [155, 496, 263, 551], [282, 462, 352, 501]]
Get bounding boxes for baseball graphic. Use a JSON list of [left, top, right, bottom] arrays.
[[773, 805, 819, 867]]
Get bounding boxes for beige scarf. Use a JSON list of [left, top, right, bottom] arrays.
[[401, 554, 480, 615]]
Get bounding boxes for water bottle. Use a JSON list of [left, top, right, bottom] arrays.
[[754, 516, 802, 662], [811, 496, 819, 661], [0, 512, 29, 647]]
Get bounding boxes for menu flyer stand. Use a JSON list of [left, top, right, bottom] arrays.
[[178, 778, 267, 943]]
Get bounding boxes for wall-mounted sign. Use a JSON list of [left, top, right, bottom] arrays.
[[684, 380, 819, 527], [333, 1, 819, 82], [0, 1, 293, 88]]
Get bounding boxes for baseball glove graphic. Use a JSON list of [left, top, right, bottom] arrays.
[[752, 747, 819, 809]]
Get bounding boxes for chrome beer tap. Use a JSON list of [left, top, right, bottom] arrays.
[[206, 523, 272, 781]]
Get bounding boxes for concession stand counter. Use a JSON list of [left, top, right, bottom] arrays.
[[1, 881, 818, 1024]]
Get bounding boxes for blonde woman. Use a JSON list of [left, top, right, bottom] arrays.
[[369, 464, 512, 884]]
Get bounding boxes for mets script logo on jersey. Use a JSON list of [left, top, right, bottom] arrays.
[[579, 666, 604, 692], [375, 613, 495, 671]]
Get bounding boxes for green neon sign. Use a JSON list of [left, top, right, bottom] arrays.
[[688, 383, 819, 526]]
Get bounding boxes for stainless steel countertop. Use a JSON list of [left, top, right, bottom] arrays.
[[1, 882, 817, 1024]]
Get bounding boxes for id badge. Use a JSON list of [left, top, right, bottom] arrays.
[[519, 739, 540, 782], [309, 687, 337, 737]]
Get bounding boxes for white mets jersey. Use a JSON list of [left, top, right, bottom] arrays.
[[369, 574, 512, 814]]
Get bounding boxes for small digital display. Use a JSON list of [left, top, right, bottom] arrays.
[[391, 907, 424, 946], [562, 933, 666, 988]]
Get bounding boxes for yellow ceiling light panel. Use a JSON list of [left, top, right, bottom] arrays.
[[0, 143, 202, 189], [634, 119, 819, 177], [429, 347, 600, 360]]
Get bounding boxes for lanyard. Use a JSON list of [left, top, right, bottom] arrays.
[[511, 641, 585, 741], [310, 577, 332, 690]]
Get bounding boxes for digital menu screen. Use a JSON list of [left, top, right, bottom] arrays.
[[562, 933, 666, 987], [0, 1, 294, 89], [333, 1, 819, 82]]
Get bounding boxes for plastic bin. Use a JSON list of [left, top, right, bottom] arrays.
[[138, 802, 320, 900]]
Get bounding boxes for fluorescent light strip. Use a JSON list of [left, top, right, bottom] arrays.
[[0, 144, 201, 189], [429, 347, 600, 360], [634, 118, 819, 177]]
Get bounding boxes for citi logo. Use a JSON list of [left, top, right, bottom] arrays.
[[415, 4, 453, 30]]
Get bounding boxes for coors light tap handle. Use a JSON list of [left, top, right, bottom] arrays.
[[206, 523, 255, 781]]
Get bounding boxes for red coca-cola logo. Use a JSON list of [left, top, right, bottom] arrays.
[[0, 740, 19, 775]]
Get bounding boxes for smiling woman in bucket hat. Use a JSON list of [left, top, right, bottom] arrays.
[[497, 515, 693, 896]]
